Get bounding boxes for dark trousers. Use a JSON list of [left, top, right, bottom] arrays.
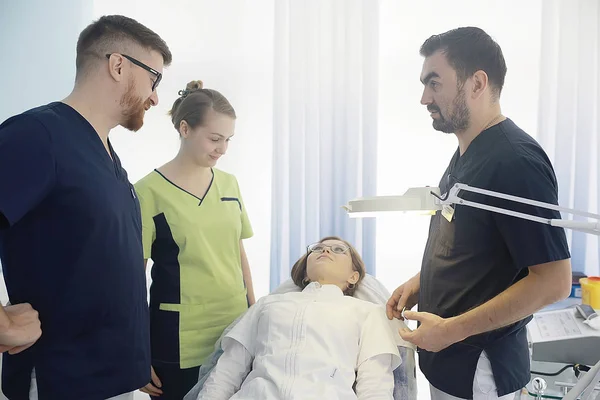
[[150, 364, 201, 400]]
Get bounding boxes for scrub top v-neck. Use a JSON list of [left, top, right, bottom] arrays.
[[134, 168, 253, 368]]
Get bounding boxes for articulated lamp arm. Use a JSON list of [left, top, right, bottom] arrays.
[[344, 183, 600, 236]]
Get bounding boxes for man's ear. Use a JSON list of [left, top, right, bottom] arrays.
[[106, 54, 125, 83], [470, 70, 489, 99]]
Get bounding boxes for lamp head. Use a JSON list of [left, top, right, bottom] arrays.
[[344, 187, 442, 218]]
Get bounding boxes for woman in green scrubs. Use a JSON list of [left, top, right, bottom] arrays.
[[135, 80, 254, 400]]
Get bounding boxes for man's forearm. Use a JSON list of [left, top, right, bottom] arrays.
[[449, 259, 571, 340]]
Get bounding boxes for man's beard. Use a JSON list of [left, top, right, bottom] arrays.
[[429, 88, 470, 134], [120, 79, 150, 132]]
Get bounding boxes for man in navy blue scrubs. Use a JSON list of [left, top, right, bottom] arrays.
[[0, 15, 172, 400], [387, 27, 572, 399]]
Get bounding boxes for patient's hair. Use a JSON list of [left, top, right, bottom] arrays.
[[169, 80, 236, 135], [290, 236, 366, 297]]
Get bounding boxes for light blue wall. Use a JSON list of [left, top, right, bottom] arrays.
[[0, 0, 93, 123]]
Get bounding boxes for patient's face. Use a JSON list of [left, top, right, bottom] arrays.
[[306, 239, 358, 287]]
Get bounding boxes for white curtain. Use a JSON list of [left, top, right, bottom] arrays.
[[537, 0, 600, 276], [269, 0, 380, 290]]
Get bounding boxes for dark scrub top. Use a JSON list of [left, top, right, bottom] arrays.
[[419, 119, 570, 399], [0, 102, 150, 400]]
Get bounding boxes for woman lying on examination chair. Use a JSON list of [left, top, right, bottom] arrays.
[[196, 236, 401, 400]]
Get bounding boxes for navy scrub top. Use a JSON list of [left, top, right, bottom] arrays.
[[0, 102, 150, 400]]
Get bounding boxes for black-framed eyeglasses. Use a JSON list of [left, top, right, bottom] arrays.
[[105, 53, 162, 92], [307, 243, 349, 255]]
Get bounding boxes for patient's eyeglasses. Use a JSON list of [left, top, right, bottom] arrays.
[[307, 243, 349, 255]]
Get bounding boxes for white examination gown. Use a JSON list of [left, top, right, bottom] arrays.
[[198, 282, 401, 399]]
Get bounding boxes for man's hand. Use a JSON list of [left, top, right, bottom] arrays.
[[398, 310, 465, 352], [140, 366, 163, 397], [0, 303, 42, 354], [386, 273, 420, 320]]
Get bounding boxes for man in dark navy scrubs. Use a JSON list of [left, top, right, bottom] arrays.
[[0, 15, 172, 400], [386, 27, 572, 399]]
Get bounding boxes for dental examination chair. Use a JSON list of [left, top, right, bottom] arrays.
[[183, 274, 418, 400]]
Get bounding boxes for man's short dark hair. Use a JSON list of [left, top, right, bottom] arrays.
[[420, 27, 507, 99], [76, 15, 172, 78]]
